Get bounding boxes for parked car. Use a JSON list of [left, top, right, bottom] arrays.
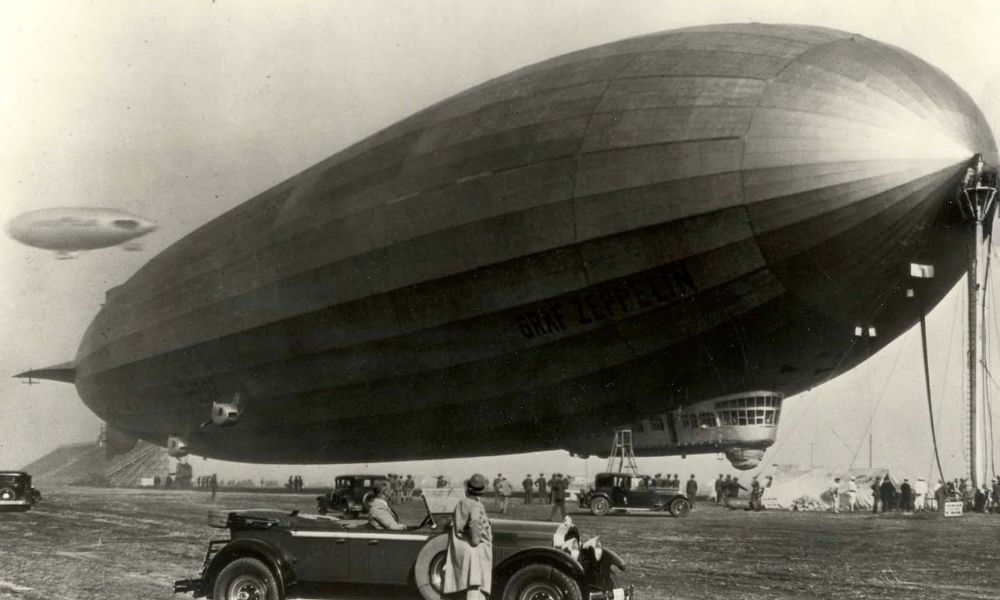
[[578, 472, 690, 517], [0, 471, 40, 512], [176, 489, 633, 600], [315, 474, 386, 518]]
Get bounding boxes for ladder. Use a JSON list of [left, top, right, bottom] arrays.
[[606, 429, 640, 476]]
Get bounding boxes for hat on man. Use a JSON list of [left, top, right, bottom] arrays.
[[466, 473, 488, 496]]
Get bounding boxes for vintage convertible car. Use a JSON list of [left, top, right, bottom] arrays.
[[175, 489, 633, 600], [578, 473, 690, 517], [0, 471, 40, 512]]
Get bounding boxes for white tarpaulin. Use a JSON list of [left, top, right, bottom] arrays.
[[756, 465, 899, 511]]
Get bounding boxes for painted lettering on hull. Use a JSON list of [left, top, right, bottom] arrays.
[[514, 262, 697, 339]]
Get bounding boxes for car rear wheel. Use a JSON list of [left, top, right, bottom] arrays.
[[589, 496, 610, 516], [213, 557, 281, 600], [669, 497, 691, 518], [0, 488, 15, 501], [502, 564, 582, 600]]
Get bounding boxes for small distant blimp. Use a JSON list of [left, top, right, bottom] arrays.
[[6, 207, 156, 259]]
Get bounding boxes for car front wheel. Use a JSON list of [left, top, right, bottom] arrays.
[[669, 497, 691, 518], [213, 557, 281, 600], [589, 496, 610, 516], [502, 564, 582, 600]]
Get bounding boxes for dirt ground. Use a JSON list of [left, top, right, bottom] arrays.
[[0, 486, 997, 600]]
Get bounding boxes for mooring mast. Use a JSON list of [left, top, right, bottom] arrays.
[[957, 154, 997, 488]]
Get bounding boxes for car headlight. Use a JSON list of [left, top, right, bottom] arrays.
[[582, 536, 602, 561], [561, 536, 580, 560]]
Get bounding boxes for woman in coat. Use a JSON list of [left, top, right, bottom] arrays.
[[444, 473, 493, 599]]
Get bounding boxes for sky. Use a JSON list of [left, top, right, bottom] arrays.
[[3, 0, 1000, 487]]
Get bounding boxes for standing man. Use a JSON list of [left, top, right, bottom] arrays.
[[900, 479, 913, 512], [830, 477, 841, 513], [444, 474, 492, 600], [913, 477, 927, 511], [871, 476, 882, 513], [522, 475, 534, 504], [686, 475, 698, 506], [497, 475, 512, 515], [492, 474, 503, 509], [714, 474, 724, 505], [403, 475, 415, 503], [847, 477, 858, 512], [549, 474, 567, 522], [749, 477, 763, 511], [880, 476, 896, 512], [210, 474, 218, 502], [535, 474, 548, 505]]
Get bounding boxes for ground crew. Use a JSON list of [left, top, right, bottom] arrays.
[[714, 475, 724, 504], [549, 474, 567, 521], [871, 476, 882, 513], [686, 475, 698, 506], [900, 479, 912, 512], [913, 477, 927, 511], [847, 477, 858, 512], [522, 474, 534, 504], [830, 477, 841, 513], [535, 474, 548, 504], [497, 475, 512, 514]]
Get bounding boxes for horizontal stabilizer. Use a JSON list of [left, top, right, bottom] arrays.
[[14, 361, 77, 383]]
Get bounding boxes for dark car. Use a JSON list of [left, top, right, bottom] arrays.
[[176, 489, 633, 600], [315, 474, 387, 518], [578, 473, 690, 517], [0, 471, 41, 512]]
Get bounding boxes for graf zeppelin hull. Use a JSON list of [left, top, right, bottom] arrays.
[[74, 23, 996, 463]]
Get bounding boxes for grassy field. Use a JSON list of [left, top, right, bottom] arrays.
[[0, 486, 997, 599]]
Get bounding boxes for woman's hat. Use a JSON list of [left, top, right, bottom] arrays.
[[465, 473, 488, 495]]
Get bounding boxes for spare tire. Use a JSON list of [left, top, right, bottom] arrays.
[[0, 488, 15, 501]]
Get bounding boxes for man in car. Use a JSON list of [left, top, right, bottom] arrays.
[[368, 480, 406, 530], [445, 473, 493, 600]]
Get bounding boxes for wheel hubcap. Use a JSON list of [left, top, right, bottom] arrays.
[[520, 581, 564, 600], [430, 553, 446, 592], [228, 575, 266, 600]]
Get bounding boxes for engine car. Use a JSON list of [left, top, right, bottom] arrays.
[[578, 473, 690, 517], [0, 471, 39, 512], [315, 474, 387, 518], [175, 489, 633, 600]]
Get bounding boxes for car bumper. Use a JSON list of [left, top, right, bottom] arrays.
[[588, 585, 635, 600], [173, 577, 204, 596]]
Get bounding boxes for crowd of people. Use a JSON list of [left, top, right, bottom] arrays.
[[862, 475, 1000, 513], [285, 475, 305, 492], [386, 473, 416, 503]]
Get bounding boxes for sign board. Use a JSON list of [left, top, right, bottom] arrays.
[[762, 497, 781, 509], [139, 477, 155, 487], [943, 501, 963, 517]]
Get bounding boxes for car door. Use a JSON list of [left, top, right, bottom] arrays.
[[283, 528, 353, 583], [359, 532, 432, 584]]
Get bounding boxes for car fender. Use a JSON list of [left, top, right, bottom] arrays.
[[203, 538, 295, 596], [585, 492, 612, 506], [494, 546, 585, 584], [602, 548, 626, 571]]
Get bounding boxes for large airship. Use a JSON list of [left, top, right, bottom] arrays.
[[18, 24, 997, 468], [6, 207, 156, 259]]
